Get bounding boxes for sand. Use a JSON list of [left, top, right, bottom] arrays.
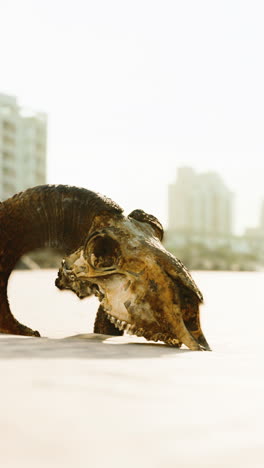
[[1, 270, 264, 468]]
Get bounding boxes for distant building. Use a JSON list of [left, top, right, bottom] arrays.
[[259, 200, 264, 233], [0, 93, 47, 200], [168, 167, 233, 238], [165, 167, 264, 270], [245, 199, 264, 239]]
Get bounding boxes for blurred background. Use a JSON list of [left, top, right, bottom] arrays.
[[1, 0, 264, 270]]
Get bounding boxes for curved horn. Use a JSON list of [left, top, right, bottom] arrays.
[[0, 184, 123, 336], [128, 209, 164, 240]]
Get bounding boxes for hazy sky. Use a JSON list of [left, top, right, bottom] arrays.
[[1, 0, 264, 233]]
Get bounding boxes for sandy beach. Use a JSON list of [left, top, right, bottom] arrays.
[[1, 269, 264, 468]]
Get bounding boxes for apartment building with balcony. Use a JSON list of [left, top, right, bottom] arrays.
[[0, 93, 47, 200]]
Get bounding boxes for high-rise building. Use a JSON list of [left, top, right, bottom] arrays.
[[245, 199, 264, 238], [0, 93, 47, 200], [168, 167, 233, 236], [258, 200, 264, 233]]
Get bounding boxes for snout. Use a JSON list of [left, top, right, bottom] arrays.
[[55, 257, 94, 299], [152, 248, 211, 351], [55, 260, 72, 290], [120, 242, 211, 351]]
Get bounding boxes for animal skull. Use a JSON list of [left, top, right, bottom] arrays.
[[56, 210, 211, 351]]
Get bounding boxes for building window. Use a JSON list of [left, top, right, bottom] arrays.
[[2, 150, 15, 161], [3, 135, 15, 146], [2, 166, 16, 177], [2, 120, 16, 132]]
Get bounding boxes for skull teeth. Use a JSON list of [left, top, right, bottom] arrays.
[[120, 321, 126, 330], [126, 324, 135, 334], [106, 313, 180, 346], [152, 333, 162, 342]]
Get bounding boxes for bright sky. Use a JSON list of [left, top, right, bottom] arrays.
[[1, 0, 264, 233]]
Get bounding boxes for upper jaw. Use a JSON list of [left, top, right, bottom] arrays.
[[55, 222, 210, 351], [56, 259, 207, 350], [57, 255, 177, 342]]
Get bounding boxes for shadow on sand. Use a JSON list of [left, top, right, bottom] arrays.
[[0, 333, 192, 359]]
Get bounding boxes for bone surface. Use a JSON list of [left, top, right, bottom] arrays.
[[56, 205, 210, 351], [0, 184, 210, 351]]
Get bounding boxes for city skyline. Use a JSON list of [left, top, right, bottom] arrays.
[[0, 91, 263, 236], [1, 91, 264, 235]]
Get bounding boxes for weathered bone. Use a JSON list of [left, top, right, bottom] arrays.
[[0, 184, 210, 351], [56, 215, 211, 351]]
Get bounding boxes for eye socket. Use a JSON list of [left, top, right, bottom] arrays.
[[85, 233, 121, 271]]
